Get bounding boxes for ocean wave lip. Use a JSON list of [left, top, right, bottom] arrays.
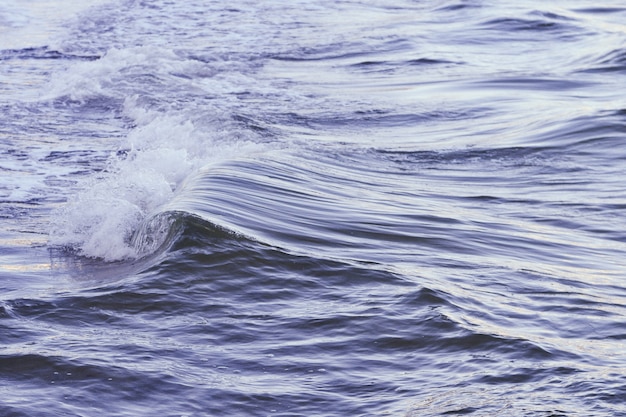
[[1, 0, 626, 416], [46, 91, 270, 260]]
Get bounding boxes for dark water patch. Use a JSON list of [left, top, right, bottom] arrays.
[[581, 48, 626, 73], [39, 150, 109, 166], [22, 237, 472, 416], [0, 353, 114, 384], [433, 1, 481, 13], [469, 76, 591, 91], [573, 7, 626, 14], [0, 46, 100, 62], [269, 36, 416, 65], [350, 57, 460, 74], [0, 320, 42, 345], [1, 148, 29, 161], [528, 10, 578, 23], [13, 291, 164, 325], [0, 406, 31, 417], [432, 332, 556, 360], [475, 365, 579, 385], [51, 94, 126, 115], [566, 380, 626, 411], [0, 353, 203, 416], [152, 219, 414, 296], [480, 15, 578, 34]]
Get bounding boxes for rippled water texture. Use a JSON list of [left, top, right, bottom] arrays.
[[1, 1, 626, 416]]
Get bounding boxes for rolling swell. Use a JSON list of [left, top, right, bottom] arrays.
[[32, 128, 626, 416], [3, 0, 626, 415], [10, 219, 590, 416]]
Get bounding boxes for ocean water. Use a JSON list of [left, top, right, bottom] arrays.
[[1, 0, 626, 415]]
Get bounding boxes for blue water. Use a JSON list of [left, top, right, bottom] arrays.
[[1, 0, 626, 415]]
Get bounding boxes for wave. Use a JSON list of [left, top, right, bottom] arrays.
[[480, 12, 578, 34], [41, 0, 626, 277], [41, 44, 273, 260], [8, 1, 626, 416], [0, 46, 100, 62], [50, 113, 626, 267], [580, 47, 626, 73], [47, 135, 268, 262], [41, 0, 626, 268]]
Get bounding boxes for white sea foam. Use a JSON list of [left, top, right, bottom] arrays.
[[49, 94, 268, 261], [41, 37, 279, 261]]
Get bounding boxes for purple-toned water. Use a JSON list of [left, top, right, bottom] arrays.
[[1, 1, 626, 415]]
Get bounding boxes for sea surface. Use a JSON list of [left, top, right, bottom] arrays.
[[1, 0, 626, 416]]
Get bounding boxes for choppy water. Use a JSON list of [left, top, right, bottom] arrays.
[[2, 0, 626, 415]]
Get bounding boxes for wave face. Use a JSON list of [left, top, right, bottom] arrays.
[[2, 0, 626, 415]]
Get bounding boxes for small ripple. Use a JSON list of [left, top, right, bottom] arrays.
[[0, 46, 100, 61], [581, 47, 626, 73], [480, 10, 580, 36]]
